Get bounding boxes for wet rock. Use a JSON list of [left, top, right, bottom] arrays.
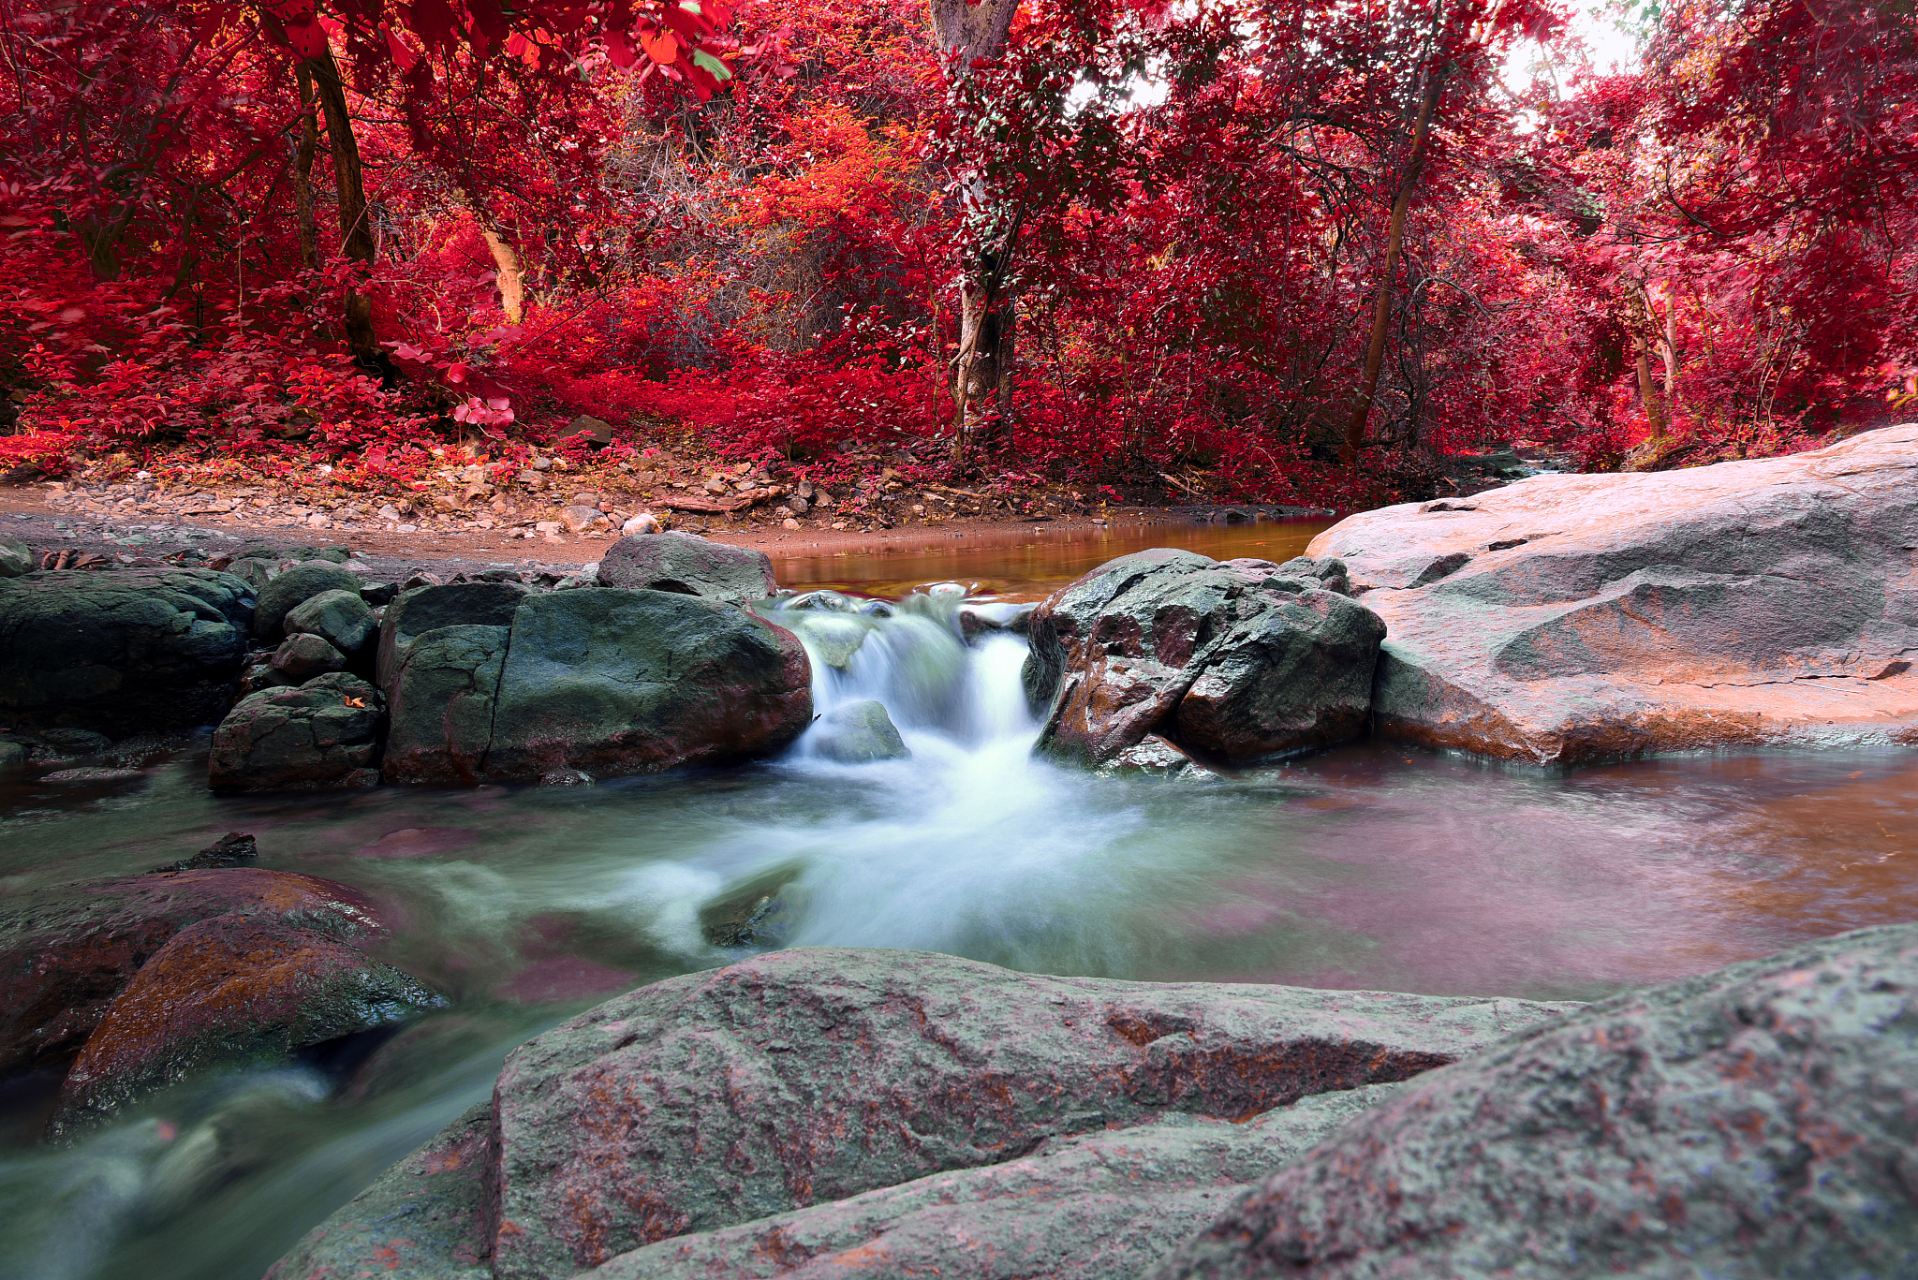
[[538, 768, 594, 787], [0, 533, 29, 577], [383, 625, 510, 786], [698, 863, 805, 947], [1150, 920, 1918, 1280], [0, 868, 381, 1076], [1023, 549, 1385, 767], [253, 562, 360, 640], [265, 1100, 493, 1280], [51, 914, 444, 1134], [1310, 423, 1918, 763], [0, 567, 255, 735], [591, 1085, 1403, 1280], [38, 765, 144, 783], [482, 588, 811, 780], [784, 611, 869, 670], [812, 698, 910, 763], [1098, 733, 1219, 781], [375, 580, 528, 688], [207, 672, 384, 791], [149, 832, 258, 873], [485, 947, 1572, 1280], [270, 631, 348, 681], [282, 587, 377, 653], [595, 531, 777, 604]]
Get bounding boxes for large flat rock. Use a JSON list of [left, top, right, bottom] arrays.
[[1150, 920, 1918, 1279], [1309, 424, 1918, 762], [487, 948, 1571, 1279]]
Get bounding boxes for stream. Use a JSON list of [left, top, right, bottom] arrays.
[[3, 520, 1917, 1280]]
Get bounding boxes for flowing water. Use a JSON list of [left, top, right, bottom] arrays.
[[4, 520, 1918, 1280]]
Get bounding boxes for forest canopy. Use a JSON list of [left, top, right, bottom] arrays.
[[2, 0, 1914, 507]]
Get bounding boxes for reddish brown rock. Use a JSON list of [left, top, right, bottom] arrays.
[[1309, 423, 1918, 763], [0, 868, 381, 1076], [52, 913, 443, 1133]]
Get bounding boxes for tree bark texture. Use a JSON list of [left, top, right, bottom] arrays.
[[301, 44, 381, 371], [480, 225, 525, 325], [289, 64, 321, 272], [1343, 63, 1445, 459], [1627, 282, 1669, 436]]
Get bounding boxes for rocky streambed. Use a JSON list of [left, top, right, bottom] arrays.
[[0, 426, 1915, 1278]]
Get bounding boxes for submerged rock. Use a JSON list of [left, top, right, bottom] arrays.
[[51, 914, 443, 1135], [1311, 422, 1918, 763], [698, 862, 806, 946], [148, 832, 258, 873], [812, 699, 910, 763], [0, 567, 254, 734], [207, 672, 384, 791], [1150, 920, 1918, 1280], [1024, 549, 1385, 767], [596, 531, 777, 604], [0, 868, 381, 1076]]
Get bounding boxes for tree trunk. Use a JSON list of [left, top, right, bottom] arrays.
[[1628, 283, 1668, 436], [288, 64, 321, 272], [1343, 63, 1445, 460], [301, 44, 381, 372], [928, 0, 1023, 465], [480, 225, 525, 325]]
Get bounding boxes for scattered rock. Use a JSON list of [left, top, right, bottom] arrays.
[[0, 567, 255, 735], [595, 531, 777, 604], [1023, 549, 1385, 766], [812, 699, 910, 763], [207, 672, 384, 791], [1310, 422, 1918, 762], [621, 512, 661, 536], [1150, 920, 1918, 1280], [481, 948, 1571, 1280], [0, 868, 381, 1076], [282, 587, 377, 653], [222, 556, 277, 591], [149, 832, 259, 873], [51, 913, 444, 1134], [270, 631, 348, 681], [0, 533, 30, 577], [253, 562, 361, 640], [560, 504, 609, 534]]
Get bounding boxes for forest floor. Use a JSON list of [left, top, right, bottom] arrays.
[[0, 452, 1326, 584]]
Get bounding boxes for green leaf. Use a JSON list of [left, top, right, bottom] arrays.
[[692, 49, 732, 82]]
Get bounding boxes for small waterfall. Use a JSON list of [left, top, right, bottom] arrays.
[[767, 586, 1039, 754]]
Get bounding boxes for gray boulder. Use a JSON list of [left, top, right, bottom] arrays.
[[207, 671, 383, 791], [1151, 921, 1918, 1280], [222, 555, 277, 591], [588, 1086, 1403, 1280], [283, 586, 377, 653], [1309, 422, 1918, 763], [382, 624, 510, 785], [1023, 549, 1386, 766], [253, 561, 360, 640], [0, 567, 254, 734], [812, 698, 910, 762], [483, 948, 1570, 1280], [482, 588, 811, 780], [270, 631, 347, 681], [596, 530, 777, 603], [0, 533, 29, 577], [375, 580, 527, 689]]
